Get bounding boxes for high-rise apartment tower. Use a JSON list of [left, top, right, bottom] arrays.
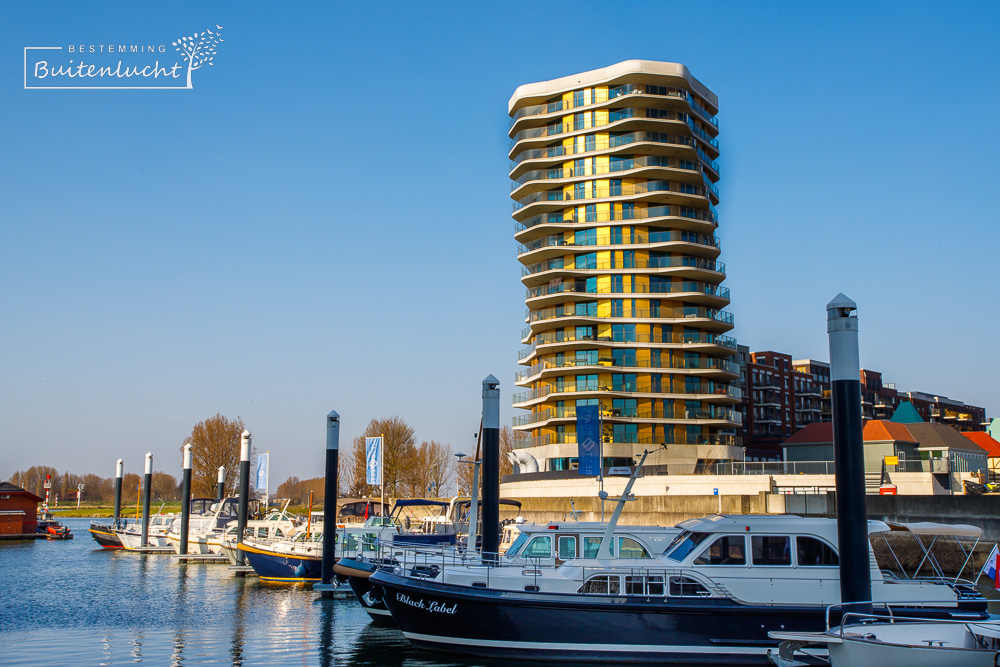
[[509, 61, 741, 478]]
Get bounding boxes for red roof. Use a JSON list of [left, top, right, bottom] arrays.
[[785, 420, 917, 447], [963, 432, 1000, 457], [863, 421, 916, 442]]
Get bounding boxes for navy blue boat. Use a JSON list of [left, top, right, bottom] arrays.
[[238, 536, 322, 583]]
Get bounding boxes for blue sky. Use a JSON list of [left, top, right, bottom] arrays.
[[2, 1, 998, 488]]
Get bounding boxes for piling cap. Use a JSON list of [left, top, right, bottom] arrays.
[[183, 442, 193, 469], [240, 431, 252, 461], [482, 374, 500, 428], [326, 409, 340, 450], [116, 458, 124, 477], [144, 452, 153, 474]]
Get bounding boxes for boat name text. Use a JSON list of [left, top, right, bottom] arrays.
[[395, 594, 458, 614]]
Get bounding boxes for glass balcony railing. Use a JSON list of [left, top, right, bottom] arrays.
[[513, 431, 739, 450], [515, 203, 717, 233], [515, 356, 740, 382], [519, 229, 719, 254], [511, 131, 697, 166], [511, 155, 702, 191], [523, 256, 725, 277], [512, 380, 741, 405], [509, 107, 709, 149], [513, 179, 710, 211], [520, 229, 719, 254], [523, 330, 737, 349], [513, 404, 742, 427], [510, 83, 719, 129], [697, 147, 720, 175], [527, 305, 734, 326], [525, 280, 730, 302]]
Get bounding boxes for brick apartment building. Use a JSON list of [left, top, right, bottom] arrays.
[[736, 351, 989, 458]]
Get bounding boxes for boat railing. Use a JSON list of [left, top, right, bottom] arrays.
[[822, 599, 984, 631]]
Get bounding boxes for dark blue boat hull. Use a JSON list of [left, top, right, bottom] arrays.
[[239, 543, 322, 583], [371, 571, 987, 664]]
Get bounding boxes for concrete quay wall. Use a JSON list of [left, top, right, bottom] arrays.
[[505, 493, 1000, 541]]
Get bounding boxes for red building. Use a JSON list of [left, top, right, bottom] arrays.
[[0, 482, 42, 535]]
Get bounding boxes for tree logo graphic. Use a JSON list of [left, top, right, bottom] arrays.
[[172, 25, 224, 89]]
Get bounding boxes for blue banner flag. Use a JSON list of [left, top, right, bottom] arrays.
[[255, 452, 268, 492], [576, 405, 601, 476], [365, 437, 383, 485]]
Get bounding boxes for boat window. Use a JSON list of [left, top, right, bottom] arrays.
[[523, 536, 552, 559], [504, 532, 530, 558], [624, 574, 665, 596], [668, 575, 711, 597], [578, 574, 621, 595], [256, 527, 267, 538], [796, 536, 839, 566], [582, 536, 611, 558], [558, 535, 577, 559], [665, 532, 710, 562], [693, 535, 746, 565], [618, 537, 650, 559], [751, 535, 791, 566]]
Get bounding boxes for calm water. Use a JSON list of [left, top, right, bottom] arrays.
[[0, 517, 514, 667]]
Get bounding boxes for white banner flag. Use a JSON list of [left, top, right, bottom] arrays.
[[365, 437, 382, 485], [255, 452, 269, 492]]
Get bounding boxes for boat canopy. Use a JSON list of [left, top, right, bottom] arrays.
[[393, 499, 451, 508], [885, 521, 983, 539]]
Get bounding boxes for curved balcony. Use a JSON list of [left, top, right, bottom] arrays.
[[525, 281, 729, 310], [519, 229, 718, 256], [511, 155, 706, 195], [511, 432, 739, 451], [527, 303, 732, 325], [511, 131, 698, 169], [513, 404, 742, 428], [510, 83, 718, 132], [522, 255, 724, 281], [512, 381, 742, 408], [515, 203, 717, 238], [515, 356, 740, 384], [518, 331, 737, 363], [513, 179, 710, 213], [510, 110, 718, 158]]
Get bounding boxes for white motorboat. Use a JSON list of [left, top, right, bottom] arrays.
[[770, 609, 1000, 666]]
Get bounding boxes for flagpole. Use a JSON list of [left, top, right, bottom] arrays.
[[380, 432, 385, 517]]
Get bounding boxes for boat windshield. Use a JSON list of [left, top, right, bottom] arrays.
[[665, 532, 710, 562], [505, 532, 531, 558]]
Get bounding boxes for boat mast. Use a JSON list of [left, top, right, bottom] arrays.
[[595, 449, 650, 560]]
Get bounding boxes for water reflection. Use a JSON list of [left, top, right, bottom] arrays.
[[230, 577, 248, 667]]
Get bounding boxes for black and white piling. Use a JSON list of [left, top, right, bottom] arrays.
[[217, 466, 225, 500], [235, 430, 251, 565], [320, 410, 340, 592], [112, 458, 124, 526], [827, 294, 872, 612], [179, 442, 193, 555], [141, 452, 153, 547], [480, 375, 501, 563]]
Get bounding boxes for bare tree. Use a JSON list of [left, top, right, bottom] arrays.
[[151, 471, 180, 501], [408, 440, 452, 497], [172, 25, 224, 89], [184, 413, 246, 497], [345, 416, 418, 498]]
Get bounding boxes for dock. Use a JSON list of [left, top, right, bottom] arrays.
[[314, 582, 354, 599], [228, 564, 257, 577], [174, 553, 229, 563], [128, 545, 175, 554]]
